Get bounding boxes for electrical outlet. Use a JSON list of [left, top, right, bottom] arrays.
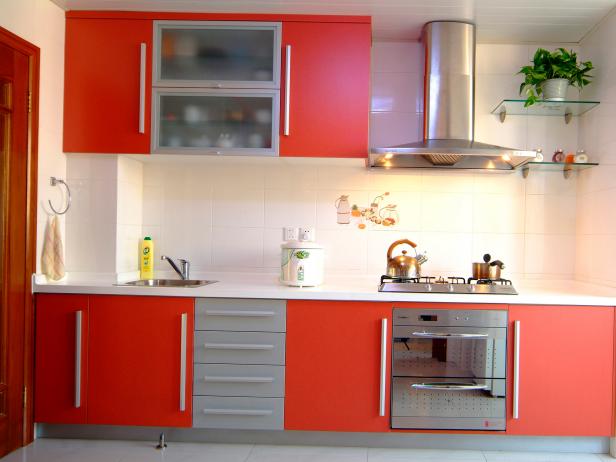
[[283, 227, 299, 241], [299, 227, 315, 241]]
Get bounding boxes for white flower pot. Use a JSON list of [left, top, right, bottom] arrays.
[[541, 78, 569, 101]]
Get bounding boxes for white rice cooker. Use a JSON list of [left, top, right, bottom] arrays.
[[280, 235, 324, 287]]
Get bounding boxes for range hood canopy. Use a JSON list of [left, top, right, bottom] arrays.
[[369, 21, 537, 170]]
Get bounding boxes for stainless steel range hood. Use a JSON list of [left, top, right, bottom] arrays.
[[369, 21, 537, 170]]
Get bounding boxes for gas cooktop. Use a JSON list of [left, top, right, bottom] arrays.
[[378, 275, 518, 295]]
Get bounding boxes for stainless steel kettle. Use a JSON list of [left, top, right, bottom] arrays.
[[386, 239, 427, 278]]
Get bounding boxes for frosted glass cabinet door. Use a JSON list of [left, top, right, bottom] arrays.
[[154, 21, 281, 88], [153, 89, 279, 155]]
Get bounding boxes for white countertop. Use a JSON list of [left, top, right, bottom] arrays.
[[33, 273, 616, 306]]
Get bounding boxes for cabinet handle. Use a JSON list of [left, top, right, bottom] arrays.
[[204, 376, 274, 383], [203, 408, 272, 416], [204, 343, 274, 350], [412, 332, 489, 339], [74, 310, 83, 408], [205, 310, 275, 317], [513, 320, 520, 419], [180, 313, 187, 412], [412, 383, 489, 391], [379, 318, 387, 417], [139, 42, 146, 134], [283, 44, 291, 136]]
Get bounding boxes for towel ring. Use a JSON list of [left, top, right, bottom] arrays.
[[49, 177, 71, 215]]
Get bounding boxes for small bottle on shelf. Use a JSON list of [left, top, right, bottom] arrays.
[[552, 148, 565, 163]]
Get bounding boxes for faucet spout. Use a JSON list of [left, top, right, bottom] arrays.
[[161, 255, 190, 280]]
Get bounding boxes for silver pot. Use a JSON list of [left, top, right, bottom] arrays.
[[541, 78, 569, 101]]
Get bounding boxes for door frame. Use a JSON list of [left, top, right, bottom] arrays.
[[0, 25, 39, 448]]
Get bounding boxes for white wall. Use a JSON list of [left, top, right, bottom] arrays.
[[66, 41, 583, 281], [0, 0, 66, 273], [576, 10, 616, 287]]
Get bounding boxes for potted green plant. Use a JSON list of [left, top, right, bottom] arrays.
[[518, 48, 593, 107]]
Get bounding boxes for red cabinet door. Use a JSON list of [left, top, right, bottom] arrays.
[[280, 22, 371, 158], [285, 300, 391, 431], [507, 305, 614, 436], [64, 18, 152, 153], [87, 296, 193, 426], [34, 294, 89, 424]]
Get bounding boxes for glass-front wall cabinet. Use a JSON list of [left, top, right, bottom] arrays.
[[154, 90, 278, 155], [152, 21, 281, 155]]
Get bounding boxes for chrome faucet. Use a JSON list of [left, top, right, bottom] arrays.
[[161, 255, 190, 280]]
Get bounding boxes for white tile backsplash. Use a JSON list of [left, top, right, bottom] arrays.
[[576, 11, 616, 287], [64, 41, 589, 282]]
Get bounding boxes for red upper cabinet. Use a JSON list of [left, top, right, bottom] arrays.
[[87, 295, 194, 427], [280, 21, 371, 158], [285, 300, 391, 431], [507, 305, 614, 436], [34, 294, 89, 424], [64, 18, 152, 154]]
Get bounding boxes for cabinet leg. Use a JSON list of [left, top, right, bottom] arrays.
[[609, 437, 616, 458]]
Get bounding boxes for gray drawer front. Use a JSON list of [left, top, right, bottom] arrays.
[[194, 331, 285, 365], [193, 396, 284, 430], [196, 299, 286, 332], [194, 364, 285, 398]]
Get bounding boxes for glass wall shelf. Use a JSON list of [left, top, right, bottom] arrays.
[[492, 99, 600, 124], [522, 161, 599, 179]]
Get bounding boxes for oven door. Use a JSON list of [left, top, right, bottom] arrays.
[[391, 377, 506, 430], [392, 326, 506, 379]]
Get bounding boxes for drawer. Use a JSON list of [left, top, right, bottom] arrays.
[[196, 298, 286, 332], [194, 331, 285, 365], [194, 364, 285, 398], [193, 396, 284, 430]]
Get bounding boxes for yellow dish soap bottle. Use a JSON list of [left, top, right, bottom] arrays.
[[140, 236, 154, 279]]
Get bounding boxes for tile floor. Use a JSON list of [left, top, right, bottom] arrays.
[[0, 439, 614, 462]]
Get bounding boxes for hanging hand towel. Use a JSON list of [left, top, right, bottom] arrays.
[[41, 215, 65, 281]]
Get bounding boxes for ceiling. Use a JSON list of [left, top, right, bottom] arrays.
[[51, 0, 616, 43]]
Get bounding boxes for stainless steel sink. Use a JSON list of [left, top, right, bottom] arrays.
[[116, 279, 217, 288]]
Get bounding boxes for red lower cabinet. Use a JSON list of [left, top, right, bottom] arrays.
[[285, 300, 392, 431], [507, 305, 615, 436], [88, 295, 194, 426], [34, 294, 89, 424], [34, 294, 193, 427]]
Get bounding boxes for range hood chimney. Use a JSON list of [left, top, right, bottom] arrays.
[[369, 21, 537, 170]]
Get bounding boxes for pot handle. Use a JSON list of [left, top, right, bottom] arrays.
[[386, 239, 417, 261]]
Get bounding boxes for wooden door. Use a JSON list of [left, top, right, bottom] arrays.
[[63, 18, 152, 153], [0, 26, 39, 457], [88, 295, 194, 426], [280, 22, 371, 158], [285, 300, 392, 431], [507, 305, 614, 436], [34, 295, 89, 424]]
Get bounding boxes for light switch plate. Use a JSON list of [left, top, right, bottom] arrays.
[[283, 227, 298, 241]]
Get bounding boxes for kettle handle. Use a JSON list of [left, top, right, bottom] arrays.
[[386, 239, 417, 261]]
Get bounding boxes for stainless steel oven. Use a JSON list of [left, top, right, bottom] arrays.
[[391, 308, 507, 430]]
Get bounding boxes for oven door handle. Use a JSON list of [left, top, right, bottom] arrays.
[[411, 383, 488, 391], [411, 332, 489, 339]]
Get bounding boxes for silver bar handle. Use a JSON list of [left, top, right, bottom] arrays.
[[283, 44, 291, 136], [412, 332, 489, 339], [74, 310, 83, 408], [513, 320, 521, 419], [205, 310, 275, 317], [138, 42, 146, 134], [204, 376, 274, 383], [412, 383, 488, 391], [379, 318, 387, 417], [204, 343, 273, 351], [179, 313, 187, 412], [203, 409, 272, 416]]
